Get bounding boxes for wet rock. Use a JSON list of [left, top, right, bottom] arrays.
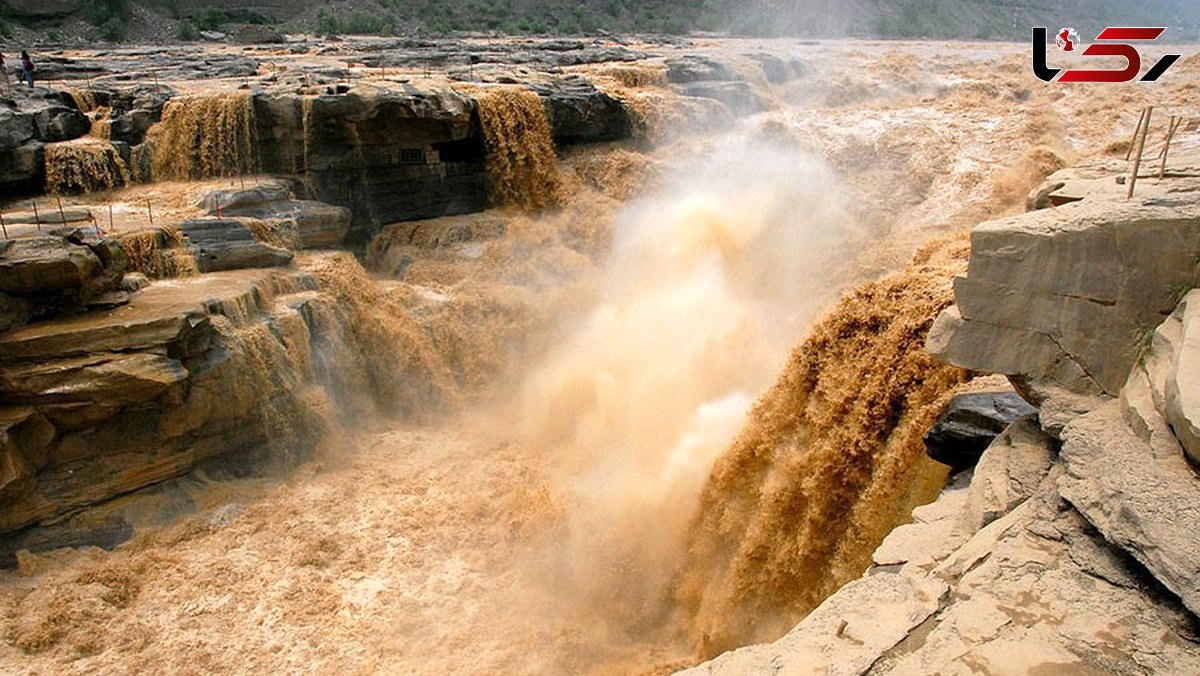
[[0, 353, 188, 406], [666, 55, 741, 83], [254, 88, 487, 240], [527, 76, 634, 145], [923, 392, 1037, 471], [677, 81, 768, 117], [0, 267, 336, 538], [0, 232, 125, 327], [196, 182, 352, 248], [177, 218, 295, 272], [747, 53, 797, 84], [0, 141, 45, 194]]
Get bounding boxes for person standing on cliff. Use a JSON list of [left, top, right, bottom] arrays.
[[17, 51, 35, 87]]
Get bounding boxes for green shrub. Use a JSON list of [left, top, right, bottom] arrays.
[[177, 20, 199, 41]]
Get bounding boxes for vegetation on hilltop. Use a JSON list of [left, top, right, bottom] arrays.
[[0, 0, 1197, 43]]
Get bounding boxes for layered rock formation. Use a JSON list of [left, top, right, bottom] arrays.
[[684, 160, 1200, 674], [0, 257, 404, 564]]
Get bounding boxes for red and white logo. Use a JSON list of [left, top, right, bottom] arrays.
[[1056, 28, 1080, 52], [1033, 26, 1181, 83]]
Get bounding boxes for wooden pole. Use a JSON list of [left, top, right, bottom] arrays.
[[0, 212, 8, 239], [1160, 116, 1182, 180], [31, 201, 41, 231], [109, 203, 115, 233], [146, 199, 154, 228], [1126, 107, 1148, 161], [56, 196, 68, 226], [1128, 105, 1153, 200]]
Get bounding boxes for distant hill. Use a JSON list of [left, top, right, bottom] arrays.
[[2, 0, 1198, 43]]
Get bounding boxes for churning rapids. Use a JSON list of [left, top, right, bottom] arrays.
[[2, 40, 1196, 675]]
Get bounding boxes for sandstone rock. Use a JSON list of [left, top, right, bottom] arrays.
[[1166, 289, 1200, 465], [177, 218, 295, 272], [923, 392, 1037, 471], [0, 353, 188, 406], [686, 449, 1200, 674], [928, 198, 1200, 402], [0, 141, 45, 194], [0, 235, 99, 296], [0, 267, 332, 538], [195, 182, 352, 249], [254, 88, 487, 240], [1059, 399, 1200, 617], [747, 53, 797, 84], [959, 417, 1055, 533], [232, 25, 286, 44]]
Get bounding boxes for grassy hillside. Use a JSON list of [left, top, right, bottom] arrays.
[[2, 0, 1198, 42]]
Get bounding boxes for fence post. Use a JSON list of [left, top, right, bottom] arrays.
[[0, 212, 7, 239], [56, 196, 68, 226], [31, 201, 41, 231], [1126, 107, 1148, 161], [146, 199, 154, 228], [109, 203, 115, 233], [1160, 115, 1182, 180], [1128, 105, 1153, 200]]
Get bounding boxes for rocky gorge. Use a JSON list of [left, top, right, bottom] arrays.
[[0, 34, 1198, 675]]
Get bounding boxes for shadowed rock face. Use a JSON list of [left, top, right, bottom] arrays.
[[0, 89, 91, 194], [252, 87, 489, 242], [923, 392, 1037, 472]]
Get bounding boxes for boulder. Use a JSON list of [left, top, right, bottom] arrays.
[[0, 235, 99, 297], [1165, 289, 1200, 465], [177, 218, 295, 272], [927, 198, 1200, 407], [195, 182, 352, 249], [232, 25, 286, 44], [923, 392, 1037, 471], [666, 55, 742, 83], [527, 76, 635, 145], [677, 81, 768, 117]]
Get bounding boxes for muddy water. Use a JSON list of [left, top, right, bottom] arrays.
[[3, 42, 1199, 675]]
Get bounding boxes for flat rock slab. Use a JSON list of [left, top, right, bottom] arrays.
[[0, 268, 315, 362], [1059, 400, 1200, 618], [929, 197, 1200, 397]]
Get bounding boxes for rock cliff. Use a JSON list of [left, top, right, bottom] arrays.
[[684, 159, 1200, 673]]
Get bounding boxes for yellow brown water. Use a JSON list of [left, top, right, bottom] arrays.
[[474, 88, 562, 210], [676, 236, 970, 656], [8, 41, 1200, 676], [121, 226, 198, 278], [45, 140, 130, 195], [149, 93, 257, 181]]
